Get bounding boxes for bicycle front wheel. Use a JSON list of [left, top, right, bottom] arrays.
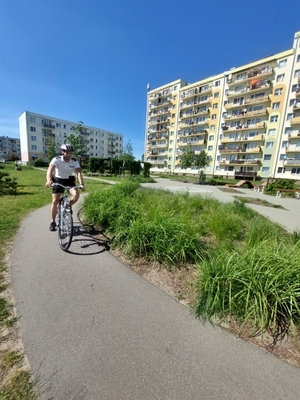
[[58, 208, 73, 251]]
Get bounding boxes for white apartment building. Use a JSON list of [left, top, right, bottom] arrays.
[[0, 136, 21, 160], [19, 111, 123, 163], [145, 30, 300, 180]]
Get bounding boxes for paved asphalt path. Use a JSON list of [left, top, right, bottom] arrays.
[[10, 179, 300, 399]]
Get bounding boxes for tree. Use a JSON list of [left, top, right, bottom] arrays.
[[67, 121, 87, 160], [180, 145, 194, 169], [194, 150, 211, 183], [118, 140, 135, 174], [194, 149, 211, 170], [47, 135, 58, 161]]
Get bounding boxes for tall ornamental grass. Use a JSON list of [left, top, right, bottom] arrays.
[[195, 239, 300, 342], [83, 181, 300, 339]]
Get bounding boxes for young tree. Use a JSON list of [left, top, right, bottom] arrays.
[[67, 121, 87, 160], [180, 145, 195, 169], [194, 149, 211, 170], [47, 135, 58, 161], [194, 150, 211, 183], [119, 140, 135, 174]]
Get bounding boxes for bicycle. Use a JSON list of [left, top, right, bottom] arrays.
[[51, 183, 82, 251]]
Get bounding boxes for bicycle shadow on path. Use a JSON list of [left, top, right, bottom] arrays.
[[65, 222, 109, 256]]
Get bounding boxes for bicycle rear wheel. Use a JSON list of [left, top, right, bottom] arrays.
[[58, 206, 73, 251]]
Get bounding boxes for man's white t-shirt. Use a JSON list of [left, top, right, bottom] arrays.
[[50, 156, 80, 179]]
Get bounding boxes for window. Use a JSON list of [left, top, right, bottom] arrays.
[[277, 74, 285, 82], [282, 140, 289, 148], [287, 113, 294, 120], [63, 124, 66, 129], [268, 129, 276, 136], [210, 125, 215, 130], [294, 69, 300, 78], [278, 59, 287, 68], [31, 145, 37, 150], [270, 115, 278, 123], [213, 103, 218, 109], [214, 92, 219, 98], [292, 84, 299, 92], [56, 123, 61, 128], [215, 80, 220, 87], [174, 85, 178, 90], [289, 99, 297, 107], [297, 55, 300, 63], [31, 136, 36, 141], [266, 141, 274, 148], [30, 117, 35, 123], [264, 154, 271, 161], [173, 95, 177, 100], [209, 135, 214, 141], [272, 102, 280, 109], [212, 114, 216, 120], [277, 167, 285, 173], [279, 154, 285, 160], [274, 88, 282, 95], [262, 167, 270, 173], [285, 127, 292, 135], [30, 126, 36, 132], [208, 146, 213, 151]]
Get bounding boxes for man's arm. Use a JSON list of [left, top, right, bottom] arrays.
[[76, 168, 85, 190], [45, 164, 55, 187]]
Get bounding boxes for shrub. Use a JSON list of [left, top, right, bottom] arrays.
[[0, 171, 18, 195]]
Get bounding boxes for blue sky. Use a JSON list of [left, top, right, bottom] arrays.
[[1, 0, 300, 160]]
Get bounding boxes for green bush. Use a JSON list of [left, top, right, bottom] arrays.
[[0, 171, 18, 195]]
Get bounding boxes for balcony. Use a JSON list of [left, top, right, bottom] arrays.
[[149, 108, 170, 117], [181, 85, 212, 99], [286, 145, 300, 153], [224, 108, 268, 121], [227, 67, 273, 86], [149, 99, 171, 109], [288, 130, 300, 139], [43, 123, 55, 129], [226, 82, 272, 98], [178, 129, 207, 138], [296, 88, 300, 98], [219, 146, 261, 154], [230, 159, 260, 166], [179, 119, 209, 129], [221, 134, 264, 144], [290, 116, 300, 126], [148, 117, 169, 126], [177, 139, 206, 147], [283, 159, 300, 166]]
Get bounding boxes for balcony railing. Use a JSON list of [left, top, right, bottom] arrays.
[[177, 139, 206, 147], [226, 82, 272, 98], [283, 159, 300, 165], [286, 145, 300, 152], [290, 116, 300, 126], [227, 67, 273, 86], [221, 134, 264, 144], [288, 130, 300, 139]]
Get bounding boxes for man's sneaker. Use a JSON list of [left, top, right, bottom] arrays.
[[49, 222, 56, 231]]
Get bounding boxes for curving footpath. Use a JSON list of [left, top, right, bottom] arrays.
[[10, 179, 300, 399]]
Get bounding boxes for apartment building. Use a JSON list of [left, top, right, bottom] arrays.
[[0, 136, 21, 160], [19, 111, 123, 163], [145, 31, 300, 180]]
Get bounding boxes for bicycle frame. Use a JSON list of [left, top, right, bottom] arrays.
[[51, 183, 80, 251]]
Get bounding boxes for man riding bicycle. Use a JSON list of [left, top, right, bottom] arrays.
[[45, 143, 85, 231]]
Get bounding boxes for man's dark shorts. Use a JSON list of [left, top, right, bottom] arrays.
[[52, 176, 76, 194]]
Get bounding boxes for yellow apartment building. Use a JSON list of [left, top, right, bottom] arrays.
[[145, 30, 300, 180]]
